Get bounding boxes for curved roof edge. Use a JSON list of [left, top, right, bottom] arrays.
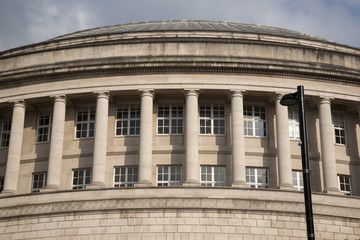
[[1, 20, 360, 56]]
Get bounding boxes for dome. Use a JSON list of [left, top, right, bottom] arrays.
[[47, 20, 331, 43]]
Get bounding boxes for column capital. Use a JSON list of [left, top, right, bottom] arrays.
[[318, 97, 333, 105], [230, 89, 245, 98], [94, 91, 110, 99], [50, 95, 67, 103], [184, 89, 199, 97], [9, 99, 26, 109], [139, 89, 154, 97]]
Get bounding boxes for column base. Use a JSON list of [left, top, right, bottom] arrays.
[[87, 182, 106, 189], [279, 184, 297, 191], [134, 180, 152, 188], [0, 189, 16, 197], [231, 181, 249, 188], [40, 185, 60, 192], [324, 188, 344, 195], [183, 180, 200, 187]]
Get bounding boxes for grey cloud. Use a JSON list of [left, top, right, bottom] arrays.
[[0, 0, 359, 51]]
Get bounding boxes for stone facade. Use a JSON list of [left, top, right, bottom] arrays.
[[0, 20, 360, 239]]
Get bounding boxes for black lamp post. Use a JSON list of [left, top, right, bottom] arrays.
[[280, 85, 315, 240]]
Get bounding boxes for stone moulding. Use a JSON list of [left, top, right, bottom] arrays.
[[0, 188, 359, 220]]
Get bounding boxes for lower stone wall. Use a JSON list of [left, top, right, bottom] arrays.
[[0, 188, 360, 239], [1, 209, 360, 240]]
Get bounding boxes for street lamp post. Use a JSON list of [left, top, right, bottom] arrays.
[[280, 85, 315, 240]]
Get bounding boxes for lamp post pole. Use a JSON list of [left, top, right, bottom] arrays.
[[280, 85, 315, 240]]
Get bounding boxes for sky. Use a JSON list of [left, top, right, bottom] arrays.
[[0, 0, 360, 52]]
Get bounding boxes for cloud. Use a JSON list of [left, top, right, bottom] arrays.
[[0, 0, 359, 51], [24, 0, 97, 44]]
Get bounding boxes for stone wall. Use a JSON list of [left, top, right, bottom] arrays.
[[0, 188, 359, 239]]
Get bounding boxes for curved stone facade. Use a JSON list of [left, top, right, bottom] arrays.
[[0, 20, 359, 239]]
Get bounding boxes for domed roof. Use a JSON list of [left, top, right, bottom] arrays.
[[48, 20, 331, 43]]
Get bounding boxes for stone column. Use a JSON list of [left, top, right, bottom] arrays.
[[230, 90, 248, 188], [318, 97, 340, 194], [275, 94, 294, 190], [136, 90, 154, 187], [184, 90, 200, 186], [89, 92, 109, 188], [1, 101, 26, 195], [43, 95, 66, 191]]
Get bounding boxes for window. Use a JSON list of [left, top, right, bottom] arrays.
[[288, 108, 300, 140], [76, 107, 95, 138], [0, 177, 4, 192], [338, 175, 351, 195], [200, 166, 226, 187], [199, 103, 225, 135], [31, 172, 47, 193], [332, 113, 346, 145], [116, 104, 140, 136], [72, 169, 92, 189], [292, 170, 303, 191], [244, 105, 266, 137], [157, 104, 183, 134], [114, 166, 138, 187], [246, 167, 268, 188], [157, 165, 182, 186], [1, 117, 11, 148], [37, 111, 52, 142]]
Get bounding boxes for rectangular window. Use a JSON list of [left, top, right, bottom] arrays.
[[0, 177, 4, 192], [37, 111, 52, 142], [244, 105, 266, 137], [72, 169, 92, 189], [114, 166, 138, 187], [338, 175, 351, 195], [200, 166, 226, 187], [157, 104, 183, 134], [31, 172, 47, 193], [1, 117, 11, 148], [246, 167, 268, 188], [292, 170, 303, 191], [288, 108, 300, 140], [157, 165, 182, 186], [332, 113, 346, 145], [116, 104, 140, 136], [76, 107, 95, 139], [199, 103, 225, 135]]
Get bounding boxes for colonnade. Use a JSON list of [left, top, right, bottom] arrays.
[[0, 89, 355, 195]]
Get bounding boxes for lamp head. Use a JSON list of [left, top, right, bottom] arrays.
[[280, 92, 298, 106]]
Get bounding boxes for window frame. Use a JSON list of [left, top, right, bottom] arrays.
[[292, 170, 303, 191], [243, 104, 267, 137], [246, 167, 269, 189], [157, 103, 184, 135], [0, 177, 4, 192], [115, 104, 141, 136], [0, 116, 11, 148], [332, 113, 346, 145], [338, 174, 351, 195], [200, 165, 226, 187], [199, 103, 226, 135], [75, 106, 96, 139], [37, 111, 52, 143], [72, 168, 92, 189], [288, 107, 300, 140], [114, 166, 138, 187], [31, 172, 47, 193], [157, 165, 182, 187]]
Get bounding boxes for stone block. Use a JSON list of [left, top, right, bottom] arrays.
[[242, 219, 257, 227], [340, 226, 354, 234], [178, 225, 192, 232], [221, 226, 236, 234]]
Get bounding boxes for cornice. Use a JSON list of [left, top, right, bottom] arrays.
[[1, 60, 359, 89]]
